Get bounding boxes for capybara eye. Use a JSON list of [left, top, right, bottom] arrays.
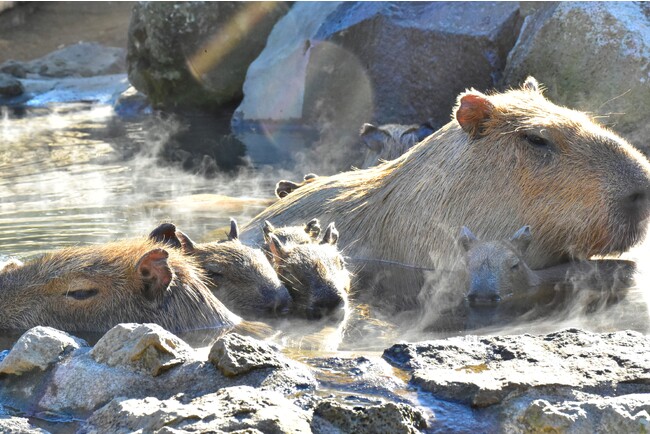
[[65, 289, 99, 300], [524, 133, 550, 149], [207, 271, 223, 280], [510, 262, 520, 271]]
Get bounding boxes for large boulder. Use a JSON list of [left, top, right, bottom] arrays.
[[503, 2, 650, 155], [127, 2, 289, 109], [233, 2, 521, 171]]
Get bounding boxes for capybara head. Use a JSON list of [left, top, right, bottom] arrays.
[[460, 225, 535, 307], [0, 240, 238, 333], [150, 220, 291, 318], [262, 218, 321, 245], [264, 222, 350, 321], [359, 122, 434, 168], [454, 77, 650, 261], [275, 173, 320, 198]]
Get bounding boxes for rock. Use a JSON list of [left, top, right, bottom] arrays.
[[17, 74, 130, 107], [0, 415, 50, 434], [82, 386, 312, 434], [504, 391, 650, 433], [383, 329, 650, 407], [0, 326, 86, 376], [313, 400, 428, 434], [113, 85, 151, 118], [89, 323, 196, 376], [209, 333, 285, 377], [0, 72, 23, 97], [126, 2, 289, 109], [0, 43, 126, 78], [503, 2, 650, 154], [233, 2, 521, 170]]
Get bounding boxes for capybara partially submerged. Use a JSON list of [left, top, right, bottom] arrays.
[[275, 173, 319, 199], [359, 122, 435, 168], [149, 221, 291, 317], [0, 240, 239, 333], [460, 225, 636, 307], [242, 78, 650, 287], [263, 222, 350, 320]]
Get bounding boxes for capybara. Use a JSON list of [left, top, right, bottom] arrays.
[[242, 78, 650, 307], [460, 225, 636, 307], [275, 173, 319, 199], [149, 220, 291, 317], [262, 218, 321, 246], [263, 222, 350, 320], [0, 240, 239, 333], [359, 122, 435, 168]]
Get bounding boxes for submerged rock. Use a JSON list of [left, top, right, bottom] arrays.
[[384, 328, 650, 408], [127, 2, 289, 109], [82, 386, 312, 434], [0, 326, 86, 376], [0, 72, 23, 97], [312, 400, 428, 434], [503, 2, 650, 155]]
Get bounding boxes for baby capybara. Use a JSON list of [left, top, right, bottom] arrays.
[[0, 240, 239, 333], [263, 221, 350, 321], [359, 121, 434, 168], [149, 220, 292, 317], [243, 77, 650, 276], [275, 173, 319, 199]]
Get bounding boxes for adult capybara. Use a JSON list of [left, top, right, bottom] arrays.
[[263, 221, 350, 320], [242, 77, 650, 279], [460, 225, 636, 307], [149, 220, 291, 318], [0, 240, 239, 333], [359, 122, 435, 169]]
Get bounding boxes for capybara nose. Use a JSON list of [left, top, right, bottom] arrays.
[[307, 292, 345, 320], [620, 186, 650, 221], [267, 285, 292, 316], [466, 291, 501, 307]]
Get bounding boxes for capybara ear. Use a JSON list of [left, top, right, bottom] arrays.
[[267, 233, 287, 260], [149, 223, 182, 249], [263, 220, 276, 238], [303, 173, 318, 181], [321, 222, 339, 245], [275, 180, 301, 199], [136, 248, 173, 301], [455, 92, 494, 138], [304, 218, 321, 239], [410, 122, 436, 142], [522, 76, 541, 93], [510, 225, 532, 253], [228, 218, 239, 241], [360, 123, 388, 152], [175, 230, 196, 254], [459, 226, 479, 252]]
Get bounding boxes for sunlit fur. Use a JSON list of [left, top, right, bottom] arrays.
[[242, 80, 650, 278], [0, 239, 239, 332]]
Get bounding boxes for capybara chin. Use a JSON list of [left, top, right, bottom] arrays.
[[242, 77, 650, 276], [0, 240, 240, 333]]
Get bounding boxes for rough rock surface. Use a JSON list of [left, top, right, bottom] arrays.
[[89, 323, 195, 376], [0, 326, 86, 376], [209, 333, 285, 377], [503, 2, 650, 154], [0, 72, 23, 96], [383, 328, 650, 408], [233, 2, 521, 170], [0, 42, 126, 78], [82, 386, 312, 434], [127, 2, 289, 109], [313, 400, 428, 434], [0, 415, 49, 434]]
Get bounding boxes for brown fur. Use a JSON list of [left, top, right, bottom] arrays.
[[242, 78, 650, 275], [0, 239, 239, 333], [275, 174, 319, 199]]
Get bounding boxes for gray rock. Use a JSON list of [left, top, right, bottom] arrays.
[[127, 2, 289, 109], [209, 333, 285, 377], [0, 415, 50, 434], [503, 2, 650, 155], [2, 42, 126, 78], [0, 72, 23, 97], [234, 2, 521, 170], [504, 391, 650, 433], [89, 323, 196, 376], [82, 386, 312, 434], [383, 329, 650, 407], [19, 74, 130, 106], [0, 326, 86, 376], [0, 60, 26, 78], [313, 400, 428, 434]]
